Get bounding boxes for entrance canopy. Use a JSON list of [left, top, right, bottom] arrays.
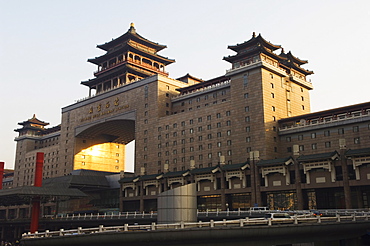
[[0, 186, 86, 206]]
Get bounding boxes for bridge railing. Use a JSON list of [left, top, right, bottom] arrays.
[[23, 213, 370, 239], [42, 209, 370, 221]]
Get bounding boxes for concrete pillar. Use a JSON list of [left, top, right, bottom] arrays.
[[30, 152, 44, 233], [0, 162, 4, 190], [340, 140, 352, 209], [293, 150, 303, 210]]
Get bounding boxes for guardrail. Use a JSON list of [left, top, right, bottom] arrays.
[[44, 209, 370, 221], [23, 214, 370, 239]]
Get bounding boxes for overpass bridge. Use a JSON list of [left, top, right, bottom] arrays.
[[20, 214, 370, 246]]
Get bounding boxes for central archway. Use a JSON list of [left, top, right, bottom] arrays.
[[73, 119, 135, 173]]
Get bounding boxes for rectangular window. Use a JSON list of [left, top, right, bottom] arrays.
[[299, 145, 304, 151], [245, 116, 250, 122], [245, 106, 249, 112], [244, 93, 249, 98], [338, 128, 345, 135], [324, 130, 330, 137], [354, 137, 360, 144], [298, 135, 303, 141], [246, 126, 250, 132], [353, 126, 359, 132], [311, 133, 316, 139], [311, 143, 317, 150], [243, 74, 248, 87], [286, 137, 291, 142], [325, 142, 331, 148]]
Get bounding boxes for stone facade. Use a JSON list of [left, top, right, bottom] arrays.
[[12, 26, 370, 211]]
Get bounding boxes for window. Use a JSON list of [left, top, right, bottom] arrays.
[[298, 135, 303, 141], [198, 126, 202, 132], [226, 111, 231, 116], [227, 140, 232, 146], [271, 83, 274, 88], [217, 142, 221, 147], [299, 145, 304, 151], [325, 142, 331, 148], [216, 113, 221, 118], [227, 130, 231, 136], [246, 126, 250, 132], [207, 115, 211, 120], [217, 132, 222, 137], [207, 134, 212, 139], [243, 74, 248, 87], [245, 106, 249, 112], [271, 93, 275, 98], [302, 105, 305, 110], [286, 137, 291, 142], [217, 122, 221, 128], [272, 106, 275, 112], [226, 120, 231, 126], [353, 126, 359, 132], [245, 116, 250, 122], [311, 133, 316, 139], [190, 128, 194, 133], [173, 123, 177, 128], [311, 143, 317, 150], [207, 124, 211, 130], [198, 117, 202, 122], [246, 137, 251, 142], [338, 128, 345, 135], [324, 130, 330, 137], [354, 137, 360, 144], [244, 93, 249, 98]]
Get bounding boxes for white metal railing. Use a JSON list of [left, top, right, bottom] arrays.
[[43, 209, 370, 221], [279, 109, 370, 132], [23, 213, 370, 239], [172, 80, 231, 101]]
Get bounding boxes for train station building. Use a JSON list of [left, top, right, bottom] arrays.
[[7, 23, 370, 213]]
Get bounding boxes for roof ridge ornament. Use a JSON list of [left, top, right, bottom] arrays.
[[129, 22, 136, 34], [252, 32, 256, 38]]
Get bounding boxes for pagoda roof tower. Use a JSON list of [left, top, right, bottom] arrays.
[[224, 32, 313, 87], [82, 23, 175, 95]]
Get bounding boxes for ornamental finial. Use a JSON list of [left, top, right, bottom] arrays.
[[252, 32, 256, 38], [130, 22, 135, 28]]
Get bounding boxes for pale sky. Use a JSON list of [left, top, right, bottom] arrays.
[[1, 0, 369, 170]]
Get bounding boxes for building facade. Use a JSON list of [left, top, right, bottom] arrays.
[[12, 24, 370, 212]]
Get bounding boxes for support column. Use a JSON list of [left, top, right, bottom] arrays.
[[340, 139, 352, 209], [139, 181, 144, 212], [0, 162, 4, 190], [293, 146, 304, 210], [30, 152, 44, 233]]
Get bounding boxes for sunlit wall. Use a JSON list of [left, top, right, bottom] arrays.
[[74, 143, 125, 172]]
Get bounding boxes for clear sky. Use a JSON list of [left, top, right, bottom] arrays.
[[1, 0, 369, 170]]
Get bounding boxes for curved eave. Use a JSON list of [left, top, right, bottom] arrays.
[[286, 51, 308, 65], [223, 46, 282, 63], [88, 43, 174, 66], [228, 34, 281, 53], [97, 27, 166, 52], [288, 62, 314, 75], [81, 64, 154, 87]]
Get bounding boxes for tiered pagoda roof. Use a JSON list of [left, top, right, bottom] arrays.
[[223, 32, 313, 76], [82, 23, 175, 88]]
